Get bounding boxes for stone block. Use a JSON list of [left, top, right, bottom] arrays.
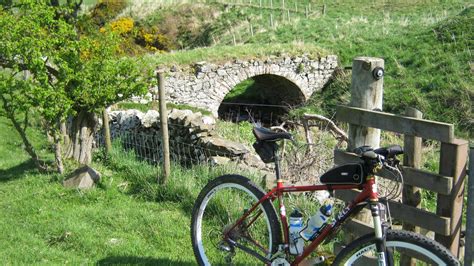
[[141, 110, 160, 128], [199, 136, 249, 157], [63, 166, 101, 189], [217, 69, 226, 76]]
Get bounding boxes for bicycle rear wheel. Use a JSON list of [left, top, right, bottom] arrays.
[[191, 174, 282, 265], [333, 230, 459, 266]]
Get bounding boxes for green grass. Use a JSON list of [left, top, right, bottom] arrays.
[[141, 43, 327, 69], [115, 101, 212, 115], [131, 0, 472, 136], [208, 0, 473, 135], [0, 117, 197, 264], [0, 116, 268, 264]]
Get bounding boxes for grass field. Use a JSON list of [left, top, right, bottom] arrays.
[[0, 116, 199, 264], [1, 0, 472, 263], [135, 0, 473, 136]]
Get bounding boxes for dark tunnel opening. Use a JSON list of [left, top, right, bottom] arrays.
[[218, 74, 305, 126]]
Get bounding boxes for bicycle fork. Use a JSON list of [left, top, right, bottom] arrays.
[[370, 202, 389, 266]]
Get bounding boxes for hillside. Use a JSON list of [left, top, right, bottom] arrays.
[[88, 0, 472, 136]]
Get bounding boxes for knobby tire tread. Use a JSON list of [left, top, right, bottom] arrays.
[[333, 229, 459, 266]]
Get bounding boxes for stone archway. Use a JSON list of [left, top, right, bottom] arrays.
[[217, 74, 306, 124], [163, 55, 338, 116]]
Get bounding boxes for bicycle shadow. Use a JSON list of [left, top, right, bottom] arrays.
[[96, 256, 194, 265], [96, 256, 252, 266], [0, 159, 37, 183]]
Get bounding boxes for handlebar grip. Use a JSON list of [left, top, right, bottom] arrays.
[[373, 145, 403, 158]]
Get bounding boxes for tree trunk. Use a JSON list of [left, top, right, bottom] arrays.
[[1, 94, 47, 172], [65, 110, 97, 165], [60, 121, 70, 148], [54, 135, 64, 174]]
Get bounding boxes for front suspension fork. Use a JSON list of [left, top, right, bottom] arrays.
[[370, 202, 391, 266]]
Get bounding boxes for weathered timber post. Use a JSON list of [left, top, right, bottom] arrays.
[[345, 57, 384, 240], [157, 69, 171, 184], [400, 107, 422, 265], [435, 139, 468, 257], [151, 86, 158, 111], [465, 147, 474, 265], [347, 57, 384, 151], [102, 108, 112, 155]]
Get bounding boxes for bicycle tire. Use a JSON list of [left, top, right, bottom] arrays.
[[191, 174, 283, 265], [333, 229, 459, 266]]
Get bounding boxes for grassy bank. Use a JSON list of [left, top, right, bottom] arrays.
[[0, 116, 269, 264], [127, 0, 472, 136], [0, 117, 198, 264], [141, 42, 327, 69]]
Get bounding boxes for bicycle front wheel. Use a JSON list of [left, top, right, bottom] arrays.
[[191, 174, 283, 265], [333, 230, 459, 266]]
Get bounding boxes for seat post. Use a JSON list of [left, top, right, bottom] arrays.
[[273, 146, 282, 181]]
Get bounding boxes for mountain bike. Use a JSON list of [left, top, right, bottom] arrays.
[[191, 126, 459, 265]]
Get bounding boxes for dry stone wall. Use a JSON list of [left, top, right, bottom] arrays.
[[106, 109, 265, 168]]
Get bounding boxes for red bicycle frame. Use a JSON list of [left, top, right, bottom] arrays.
[[225, 175, 380, 265]]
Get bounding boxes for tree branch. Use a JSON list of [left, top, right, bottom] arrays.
[[303, 113, 348, 142], [0, 57, 60, 80]]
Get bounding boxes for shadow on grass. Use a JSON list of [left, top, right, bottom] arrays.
[[0, 159, 37, 182], [96, 256, 195, 266]]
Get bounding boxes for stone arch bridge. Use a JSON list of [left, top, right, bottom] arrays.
[[159, 54, 338, 116]]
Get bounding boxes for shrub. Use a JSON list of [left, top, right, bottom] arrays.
[[110, 17, 134, 35], [135, 27, 175, 52]]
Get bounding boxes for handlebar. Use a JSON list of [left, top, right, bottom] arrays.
[[354, 145, 404, 171]]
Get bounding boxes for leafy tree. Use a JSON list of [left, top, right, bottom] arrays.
[[0, 1, 148, 173]]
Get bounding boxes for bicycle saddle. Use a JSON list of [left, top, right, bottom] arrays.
[[252, 127, 293, 142]]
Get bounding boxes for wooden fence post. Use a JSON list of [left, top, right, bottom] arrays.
[[157, 69, 171, 184], [465, 147, 474, 265], [347, 57, 384, 151], [400, 107, 422, 265], [344, 57, 384, 241], [151, 86, 158, 111], [102, 108, 112, 155], [435, 139, 468, 257]]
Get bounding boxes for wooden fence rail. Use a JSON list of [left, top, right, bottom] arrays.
[[335, 108, 468, 257], [335, 57, 468, 258]]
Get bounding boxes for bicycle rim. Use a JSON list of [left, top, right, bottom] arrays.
[[343, 241, 445, 265], [194, 182, 274, 265], [335, 230, 458, 266]]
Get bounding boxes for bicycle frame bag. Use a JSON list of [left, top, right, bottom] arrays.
[[253, 141, 277, 163], [319, 163, 365, 185]]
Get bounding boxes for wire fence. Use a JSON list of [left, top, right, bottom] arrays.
[[96, 106, 343, 187]]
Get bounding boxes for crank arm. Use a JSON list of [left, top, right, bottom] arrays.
[[227, 238, 272, 264]]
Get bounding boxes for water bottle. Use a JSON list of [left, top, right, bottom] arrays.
[[300, 203, 332, 241], [289, 209, 304, 255]]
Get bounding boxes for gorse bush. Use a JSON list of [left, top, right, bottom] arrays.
[[109, 17, 134, 35]]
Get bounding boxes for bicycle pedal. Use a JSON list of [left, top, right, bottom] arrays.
[[218, 241, 232, 252], [271, 258, 290, 266], [301, 256, 325, 265]]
